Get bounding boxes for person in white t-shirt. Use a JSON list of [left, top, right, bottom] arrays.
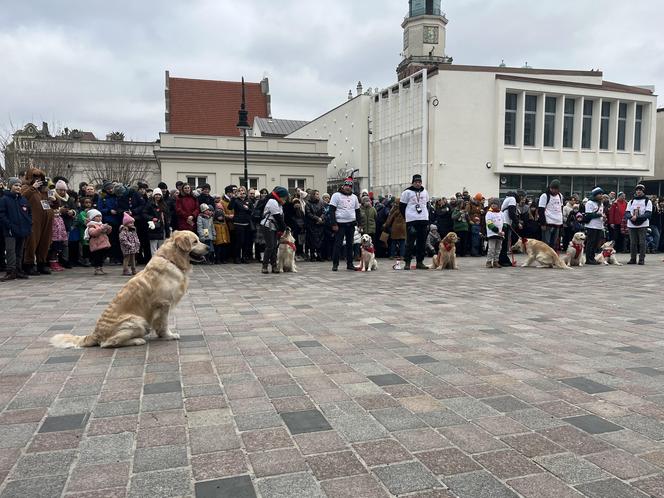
[[538, 179, 564, 249], [259, 186, 289, 274], [583, 187, 605, 265], [625, 184, 653, 265], [399, 174, 430, 270], [329, 178, 362, 271]]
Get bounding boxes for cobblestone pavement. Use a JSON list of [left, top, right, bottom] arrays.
[[1, 257, 664, 498]]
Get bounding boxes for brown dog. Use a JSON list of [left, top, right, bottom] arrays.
[[50, 231, 209, 348], [511, 237, 570, 269], [431, 232, 459, 270]]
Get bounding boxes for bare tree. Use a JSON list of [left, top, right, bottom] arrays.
[[86, 140, 155, 186], [0, 119, 20, 177]]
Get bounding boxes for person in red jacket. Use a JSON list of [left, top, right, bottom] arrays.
[[608, 191, 627, 252], [175, 184, 200, 232]]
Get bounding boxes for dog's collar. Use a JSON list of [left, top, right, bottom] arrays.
[[602, 249, 613, 258], [443, 241, 454, 252], [280, 241, 297, 252], [571, 242, 583, 258], [521, 237, 528, 249]]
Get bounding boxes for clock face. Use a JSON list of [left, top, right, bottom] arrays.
[[423, 25, 439, 44]]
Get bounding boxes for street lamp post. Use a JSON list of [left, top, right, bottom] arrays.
[[236, 77, 251, 189]]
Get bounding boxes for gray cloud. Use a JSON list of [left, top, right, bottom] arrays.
[[0, 0, 660, 142]]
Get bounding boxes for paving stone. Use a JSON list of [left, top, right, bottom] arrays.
[[367, 373, 408, 386], [235, 411, 283, 431], [294, 340, 322, 348], [195, 475, 256, 498], [501, 432, 565, 457], [575, 478, 650, 498], [616, 346, 651, 353], [191, 450, 247, 481], [27, 429, 83, 452], [39, 412, 89, 433], [93, 400, 139, 418], [190, 424, 241, 454], [614, 413, 664, 440], [242, 427, 293, 452], [143, 381, 182, 395], [560, 377, 615, 394], [293, 430, 348, 455], [406, 355, 439, 365], [394, 428, 451, 452], [629, 366, 664, 377], [66, 462, 130, 492], [535, 453, 611, 485], [585, 449, 659, 479], [440, 424, 506, 453], [371, 407, 426, 431], [306, 450, 367, 480], [632, 475, 664, 498], [248, 448, 307, 477], [444, 470, 518, 498], [507, 473, 582, 498], [11, 450, 76, 479], [373, 461, 441, 495], [280, 409, 332, 435], [44, 355, 80, 364], [442, 397, 501, 419], [320, 475, 389, 498], [0, 422, 39, 448], [417, 447, 481, 475], [133, 444, 188, 473], [481, 395, 530, 413], [257, 472, 323, 498], [141, 393, 183, 411], [79, 432, 134, 464], [352, 439, 412, 466], [129, 468, 192, 497], [540, 425, 612, 455], [474, 449, 542, 479], [563, 414, 623, 434], [0, 475, 67, 498]]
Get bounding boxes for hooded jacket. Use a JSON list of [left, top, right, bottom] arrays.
[[0, 189, 32, 238]]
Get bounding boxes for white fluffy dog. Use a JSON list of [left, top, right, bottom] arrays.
[[562, 232, 587, 267], [359, 234, 378, 272], [595, 240, 622, 266], [276, 228, 298, 273]]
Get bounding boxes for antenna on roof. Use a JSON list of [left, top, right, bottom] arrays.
[[522, 61, 532, 69], [499, 59, 506, 68]]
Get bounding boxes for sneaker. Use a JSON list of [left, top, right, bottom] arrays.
[[493, 262, 502, 268], [131, 268, 137, 275], [50, 261, 65, 272], [261, 267, 269, 274], [94, 268, 104, 276], [486, 261, 493, 268], [332, 266, 338, 272], [122, 270, 132, 276]]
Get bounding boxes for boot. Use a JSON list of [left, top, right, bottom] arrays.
[[638, 258, 645, 265], [403, 260, 411, 270], [493, 261, 502, 268], [261, 266, 269, 274], [0, 271, 16, 282], [627, 259, 637, 264], [415, 262, 429, 270], [37, 263, 51, 275], [15, 270, 29, 280], [486, 261, 493, 268], [24, 264, 39, 276]]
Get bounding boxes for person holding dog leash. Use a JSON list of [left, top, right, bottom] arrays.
[[400, 174, 430, 270], [329, 178, 362, 271], [259, 187, 289, 274], [538, 179, 564, 250], [583, 187, 605, 265]]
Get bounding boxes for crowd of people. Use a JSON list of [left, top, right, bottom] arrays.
[[1, 166, 663, 281]]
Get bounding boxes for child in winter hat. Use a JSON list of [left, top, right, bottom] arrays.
[[85, 209, 112, 275], [119, 212, 140, 276]]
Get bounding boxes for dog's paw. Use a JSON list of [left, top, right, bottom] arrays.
[[162, 330, 180, 340]]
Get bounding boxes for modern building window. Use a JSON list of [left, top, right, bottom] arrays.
[[504, 93, 518, 146], [600, 101, 611, 150], [582, 100, 594, 149], [563, 98, 575, 148], [617, 103, 627, 151], [186, 176, 207, 188], [288, 178, 306, 193], [523, 95, 537, 147], [634, 104, 643, 152], [240, 177, 259, 190], [543, 96, 556, 147]]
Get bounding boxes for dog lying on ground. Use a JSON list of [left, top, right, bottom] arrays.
[[562, 232, 586, 267], [511, 237, 570, 269], [276, 228, 297, 273], [431, 232, 459, 270], [358, 234, 377, 272], [595, 240, 622, 265], [50, 231, 209, 348]]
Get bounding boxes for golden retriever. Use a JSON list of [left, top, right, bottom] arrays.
[[595, 240, 622, 265], [359, 234, 377, 272], [431, 232, 459, 270], [562, 232, 586, 267], [50, 231, 209, 348], [276, 228, 297, 273], [511, 237, 570, 269]]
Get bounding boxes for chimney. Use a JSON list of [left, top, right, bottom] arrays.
[[348, 90, 353, 100], [357, 81, 363, 96], [261, 77, 272, 118], [164, 70, 170, 133]]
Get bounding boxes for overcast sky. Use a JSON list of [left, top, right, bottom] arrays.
[[1, 0, 661, 142]]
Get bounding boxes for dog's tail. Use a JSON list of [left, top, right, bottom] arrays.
[[50, 334, 98, 349], [555, 256, 571, 270]]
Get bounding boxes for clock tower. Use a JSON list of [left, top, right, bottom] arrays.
[[397, 0, 452, 80]]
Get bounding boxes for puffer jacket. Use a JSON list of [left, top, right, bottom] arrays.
[[0, 189, 32, 238], [384, 206, 406, 240]]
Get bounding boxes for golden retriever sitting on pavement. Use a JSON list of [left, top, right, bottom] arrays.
[[50, 231, 209, 348], [562, 232, 586, 267], [512, 237, 570, 269], [276, 228, 297, 273], [359, 234, 378, 272], [431, 232, 459, 270]]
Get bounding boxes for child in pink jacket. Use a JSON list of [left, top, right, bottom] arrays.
[[85, 209, 112, 275]]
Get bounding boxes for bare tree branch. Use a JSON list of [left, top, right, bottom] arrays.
[[86, 139, 155, 186]]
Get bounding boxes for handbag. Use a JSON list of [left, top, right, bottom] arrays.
[[379, 231, 390, 245]]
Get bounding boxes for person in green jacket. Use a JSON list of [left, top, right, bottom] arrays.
[[359, 196, 377, 240], [452, 200, 470, 256]]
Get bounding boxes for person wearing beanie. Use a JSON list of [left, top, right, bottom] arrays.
[[583, 187, 605, 264], [425, 223, 441, 257], [485, 197, 504, 268], [197, 203, 216, 264], [259, 186, 288, 273], [538, 179, 564, 249], [625, 184, 652, 265], [85, 208, 112, 275], [399, 174, 430, 269], [119, 212, 140, 275], [329, 178, 362, 271], [0, 177, 32, 280], [53, 178, 77, 268], [144, 187, 170, 257]]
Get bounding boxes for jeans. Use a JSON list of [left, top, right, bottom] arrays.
[[405, 220, 428, 263], [470, 224, 482, 256], [541, 226, 561, 249], [4, 236, 26, 272], [650, 226, 660, 252], [332, 222, 355, 269], [629, 227, 647, 262], [390, 239, 406, 258], [261, 226, 278, 268]]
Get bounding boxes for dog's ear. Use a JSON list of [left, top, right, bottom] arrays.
[[174, 233, 194, 252]]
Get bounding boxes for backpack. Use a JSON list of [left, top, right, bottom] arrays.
[[251, 197, 269, 222]]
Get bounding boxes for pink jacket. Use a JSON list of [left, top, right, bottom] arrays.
[[87, 222, 112, 252]]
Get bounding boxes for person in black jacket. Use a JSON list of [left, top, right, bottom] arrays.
[[0, 182, 6, 271], [197, 183, 215, 208], [498, 191, 522, 267], [0, 178, 32, 280], [229, 186, 253, 263], [260, 187, 288, 274]]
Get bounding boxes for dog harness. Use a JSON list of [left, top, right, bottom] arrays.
[[443, 242, 454, 252], [571, 242, 583, 259], [602, 249, 613, 258], [521, 237, 528, 250], [280, 241, 297, 252], [362, 246, 375, 254]]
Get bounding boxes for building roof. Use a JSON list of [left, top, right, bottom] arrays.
[[167, 75, 270, 136], [254, 117, 308, 137], [495, 74, 655, 96], [436, 64, 603, 77]]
